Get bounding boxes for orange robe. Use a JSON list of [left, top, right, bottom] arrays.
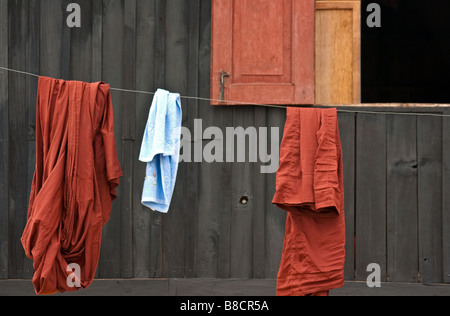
[[272, 107, 345, 296], [21, 76, 123, 295]]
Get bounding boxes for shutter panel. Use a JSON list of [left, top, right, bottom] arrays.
[[315, 1, 361, 104], [211, 0, 315, 105]]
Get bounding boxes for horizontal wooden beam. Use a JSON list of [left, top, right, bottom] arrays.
[[216, 102, 450, 109], [332, 103, 450, 108], [1, 278, 449, 296]]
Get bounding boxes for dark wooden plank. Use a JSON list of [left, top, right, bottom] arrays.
[[2, 279, 450, 296], [24, 139, 36, 277], [39, 0, 64, 78], [23, 0, 39, 279], [88, 2, 102, 275], [215, 159, 233, 279], [149, 213, 163, 278], [252, 107, 267, 278], [178, 0, 201, 278], [161, 0, 189, 278], [69, 0, 93, 82], [168, 278, 276, 296], [386, 115, 418, 282], [195, 157, 230, 278], [119, 0, 136, 279], [154, 0, 166, 89], [132, 0, 157, 279], [194, 0, 234, 278], [91, 0, 103, 82], [331, 280, 450, 296], [121, 0, 136, 140], [7, 0, 37, 279], [148, 0, 166, 278], [0, 0, 9, 280], [98, 0, 124, 278], [26, 0, 39, 144], [229, 107, 255, 278], [355, 113, 387, 281], [184, 0, 201, 280], [195, 0, 229, 278], [73, 279, 169, 296], [60, 0, 72, 80], [418, 115, 443, 283], [121, 140, 134, 278], [0, 279, 170, 296], [443, 108, 450, 284], [338, 112, 356, 280], [253, 107, 284, 278], [263, 108, 286, 278], [24, 141, 36, 279]]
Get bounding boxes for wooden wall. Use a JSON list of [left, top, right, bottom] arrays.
[[0, 0, 449, 292]]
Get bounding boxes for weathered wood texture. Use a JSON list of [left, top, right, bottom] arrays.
[[0, 1, 449, 290], [1, 279, 450, 296], [211, 0, 315, 105], [315, 0, 361, 104]]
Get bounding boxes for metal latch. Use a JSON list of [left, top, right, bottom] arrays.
[[219, 70, 230, 103]]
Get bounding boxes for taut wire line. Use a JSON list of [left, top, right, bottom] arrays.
[[1, 66, 450, 117]]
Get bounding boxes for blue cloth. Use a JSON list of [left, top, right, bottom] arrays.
[[139, 89, 182, 213]]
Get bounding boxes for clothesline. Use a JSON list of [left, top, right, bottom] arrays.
[[1, 66, 450, 118]]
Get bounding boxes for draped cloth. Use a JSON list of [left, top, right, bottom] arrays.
[[21, 76, 123, 295], [139, 89, 182, 213], [272, 107, 345, 296]]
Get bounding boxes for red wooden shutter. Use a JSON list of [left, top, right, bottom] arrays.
[[211, 0, 315, 105]]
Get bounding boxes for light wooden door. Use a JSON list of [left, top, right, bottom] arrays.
[[315, 0, 361, 104]]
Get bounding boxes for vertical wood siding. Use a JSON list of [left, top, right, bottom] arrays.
[[0, 0, 449, 285]]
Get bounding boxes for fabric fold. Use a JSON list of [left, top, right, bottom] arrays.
[[272, 107, 345, 296], [139, 89, 182, 213], [21, 76, 122, 295]]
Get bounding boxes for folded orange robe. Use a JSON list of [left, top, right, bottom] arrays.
[[21, 76, 123, 295], [272, 107, 345, 296]]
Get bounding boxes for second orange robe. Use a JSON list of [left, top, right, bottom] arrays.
[[272, 107, 345, 296]]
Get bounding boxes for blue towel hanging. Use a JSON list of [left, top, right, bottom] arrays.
[[139, 89, 182, 213]]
